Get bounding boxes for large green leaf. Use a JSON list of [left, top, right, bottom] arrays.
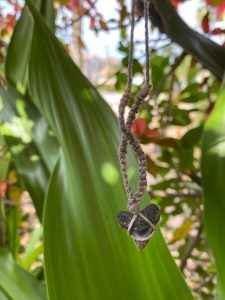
[[153, 0, 225, 79], [4, 0, 57, 219], [27, 2, 193, 299], [0, 250, 46, 300], [5, 0, 54, 90], [7, 138, 49, 220], [5, 6, 33, 90], [202, 89, 225, 299], [0, 85, 58, 220]]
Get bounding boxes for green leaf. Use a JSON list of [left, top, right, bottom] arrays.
[[0, 86, 58, 220], [151, 178, 179, 190], [115, 72, 127, 91], [181, 83, 199, 94], [178, 147, 194, 172], [39, 0, 55, 31], [180, 91, 206, 103], [181, 126, 203, 148], [0, 86, 22, 121], [4, 0, 57, 218], [26, 1, 193, 299], [172, 108, 191, 126], [202, 88, 225, 299], [0, 149, 9, 181], [5, 6, 33, 91], [5, 0, 54, 91], [151, 55, 169, 88], [6, 205, 21, 260], [6, 137, 50, 220], [0, 250, 46, 300], [20, 227, 43, 270]]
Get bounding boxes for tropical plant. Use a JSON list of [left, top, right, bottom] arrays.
[[0, 0, 225, 299]]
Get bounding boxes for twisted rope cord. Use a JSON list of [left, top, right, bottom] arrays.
[[119, 0, 151, 217]]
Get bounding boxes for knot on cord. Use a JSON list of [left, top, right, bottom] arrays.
[[129, 201, 140, 215]]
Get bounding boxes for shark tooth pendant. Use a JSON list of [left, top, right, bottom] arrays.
[[117, 204, 160, 251]]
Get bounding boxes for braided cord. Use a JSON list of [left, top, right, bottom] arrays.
[[119, 0, 150, 215]]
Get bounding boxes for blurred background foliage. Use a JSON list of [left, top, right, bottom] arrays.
[[0, 0, 225, 299]]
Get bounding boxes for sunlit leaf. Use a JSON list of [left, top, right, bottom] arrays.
[[202, 88, 225, 299], [20, 227, 43, 270], [173, 219, 193, 241], [26, 1, 193, 299]]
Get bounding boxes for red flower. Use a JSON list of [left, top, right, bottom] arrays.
[[131, 119, 161, 139], [0, 181, 7, 198], [131, 119, 147, 137]]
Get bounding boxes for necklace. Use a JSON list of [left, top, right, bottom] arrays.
[[117, 0, 160, 251]]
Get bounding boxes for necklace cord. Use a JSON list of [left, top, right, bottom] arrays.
[[119, 0, 151, 216]]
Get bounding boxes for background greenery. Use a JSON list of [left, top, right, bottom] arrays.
[[0, 0, 225, 299]]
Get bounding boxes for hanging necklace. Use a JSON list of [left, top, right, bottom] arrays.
[[117, 0, 160, 251]]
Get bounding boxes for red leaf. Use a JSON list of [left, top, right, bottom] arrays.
[[0, 181, 7, 198], [90, 16, 96, 29], [211, 27, 225, 35], [202, 12, 210, 33], [131, 119, 147, 136], [144, 129, 161, 139]]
